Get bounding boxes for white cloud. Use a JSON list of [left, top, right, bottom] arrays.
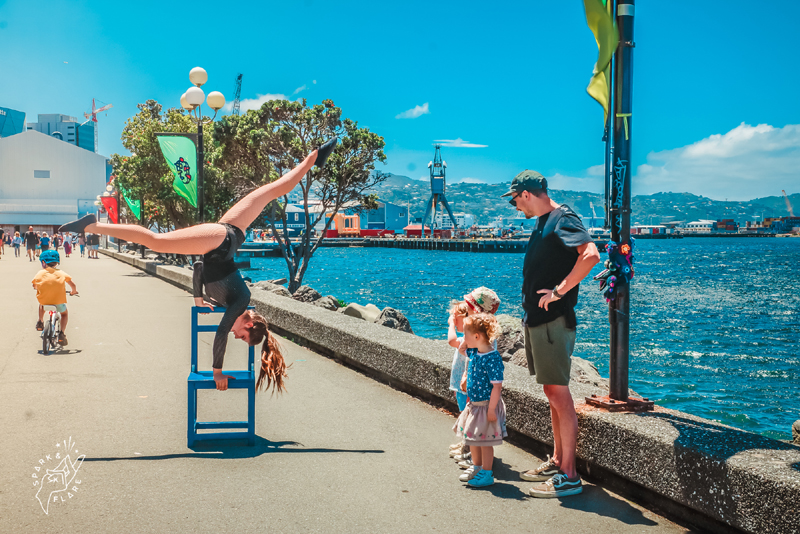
[[396, 103, 430, 119], [232, 93, 290, 112], [587, 164, 605, 176], [547, 172, 604, 193], [292, 84, 307, 95], [434, 138, 488, 148], [312, 80, 317, 84], [634, 122, 800, 200]]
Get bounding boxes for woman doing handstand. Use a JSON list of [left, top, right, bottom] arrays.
[[59, 139, 338, 392]]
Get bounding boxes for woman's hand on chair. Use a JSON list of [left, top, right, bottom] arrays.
[[213, 368, 234, 391], [194, 297, 214, 314]]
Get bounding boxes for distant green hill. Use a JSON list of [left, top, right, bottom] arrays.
[[369, 173, 798, 225]]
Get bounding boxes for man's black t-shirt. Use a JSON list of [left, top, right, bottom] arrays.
[[522, 205, 592, 327], [24, 231, 38, 247]]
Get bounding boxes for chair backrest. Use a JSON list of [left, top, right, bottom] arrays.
[[191, 306, 256, 374]]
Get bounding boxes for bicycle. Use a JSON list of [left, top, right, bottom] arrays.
[[41, 292, 78, 354]]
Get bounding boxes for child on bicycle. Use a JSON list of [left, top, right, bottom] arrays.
[[32, 250, 78, 346]]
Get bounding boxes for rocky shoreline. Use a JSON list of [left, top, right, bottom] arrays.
[[246, 279, 621, 394]]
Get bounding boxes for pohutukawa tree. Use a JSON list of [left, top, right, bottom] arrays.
[[111, 100, 232, 230], [213, 98, 387, 293]]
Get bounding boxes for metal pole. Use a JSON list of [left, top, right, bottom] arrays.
[[609, 0, 635, 401], [196, 117, 204, 223], [603, 0, 616, 230], [116, 190, 121, 252]]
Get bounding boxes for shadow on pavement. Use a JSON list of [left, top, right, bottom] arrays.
[[558, 486, 662, 527], [457, 458, 529, 501], [39, 349, 83, 356], [83, 436, 384, 462]]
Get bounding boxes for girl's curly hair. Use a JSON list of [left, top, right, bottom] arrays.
[[449, 300, 470, 317], [463, 313, 501, 342]]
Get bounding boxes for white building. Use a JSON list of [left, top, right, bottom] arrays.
[[435, 212, 475, 229], [683, 220, 715, 233], [0, 130, 106, 233], [27, 113, 98, 152]]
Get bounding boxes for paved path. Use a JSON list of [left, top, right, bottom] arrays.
[[0, 251, 691, 533]]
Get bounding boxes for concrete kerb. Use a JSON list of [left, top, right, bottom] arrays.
[[100, 248, 800, 534]]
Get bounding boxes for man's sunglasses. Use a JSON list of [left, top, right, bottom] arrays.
[[509, 192, 521, 207]]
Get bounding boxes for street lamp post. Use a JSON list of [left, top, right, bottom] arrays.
[[180, 67, 225, 223]]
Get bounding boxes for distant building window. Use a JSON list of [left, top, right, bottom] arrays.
[[67, 125, 75, 129], [34, 170, 51, 179]]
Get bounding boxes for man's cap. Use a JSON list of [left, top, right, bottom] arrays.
[[501, 170, 547, 197]]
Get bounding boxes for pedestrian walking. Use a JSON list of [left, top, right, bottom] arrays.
[[78, 233, 86, 257], [502, 170, 600, 498], [13, 232, 22, 257], [64, 235, 73, 257], [24, 227, 38, 261], [40, 232, 51, 252]]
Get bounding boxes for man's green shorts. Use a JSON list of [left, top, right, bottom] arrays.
[[524, 315, 576, 386]]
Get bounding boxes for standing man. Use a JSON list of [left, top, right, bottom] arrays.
[[24, 226, 38, 262], [502, 170, 600, 498]]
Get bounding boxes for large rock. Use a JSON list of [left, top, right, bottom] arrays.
[[292, 285, 322, 303], [570, 356, 606, 387], [253, 280, 292, 298], [494, 313, 525, 355], [510, 347, 528, 368], [793, 420, 800, 445], [340, 303, 382, 322], [374, 307, 413, 334], [313, 295, 340, 311]]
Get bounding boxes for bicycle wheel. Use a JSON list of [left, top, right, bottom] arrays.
[[42, 321, 51, 355]]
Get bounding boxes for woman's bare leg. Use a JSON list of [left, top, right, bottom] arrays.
[[218, 150, 318, 233], [83, 222, 227, 255]]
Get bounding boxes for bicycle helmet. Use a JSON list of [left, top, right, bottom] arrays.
[[40, 249, 60, 265]]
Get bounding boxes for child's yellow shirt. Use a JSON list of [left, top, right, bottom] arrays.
[[32, 267, 72, 305]]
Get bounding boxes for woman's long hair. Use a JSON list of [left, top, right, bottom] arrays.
[[246, 311, 289, 394]]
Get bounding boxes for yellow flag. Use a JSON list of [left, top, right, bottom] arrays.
[[584, 0, 619, 123]]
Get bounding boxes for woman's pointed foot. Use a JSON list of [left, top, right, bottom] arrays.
[[314, 137, 338, 169], [59, 214, 97, 233]]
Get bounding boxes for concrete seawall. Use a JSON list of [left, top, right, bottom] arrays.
[[101, 248, 800, 534]]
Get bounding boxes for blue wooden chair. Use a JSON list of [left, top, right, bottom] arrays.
[[188, 306, 256, 447]]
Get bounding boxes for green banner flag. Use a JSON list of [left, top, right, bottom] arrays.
[[584, 0, 619, 123], [157, 134, 198, 208], [118, 183, 141, 220]]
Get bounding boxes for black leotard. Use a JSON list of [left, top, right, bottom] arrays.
[[192, 223, 250, 369]]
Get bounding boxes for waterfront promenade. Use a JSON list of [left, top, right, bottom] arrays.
[[0, 254, 689, 533]]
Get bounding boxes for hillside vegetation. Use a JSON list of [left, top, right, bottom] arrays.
[[369, 173, 798, 225]]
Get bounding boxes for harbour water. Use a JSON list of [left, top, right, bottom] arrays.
[[243, 237, 800, 441]]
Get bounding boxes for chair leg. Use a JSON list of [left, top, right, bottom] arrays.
[[247, 382, 255, 446], [188, 385, 197, 447]]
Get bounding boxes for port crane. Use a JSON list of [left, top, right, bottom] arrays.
[[83, 98, 113, 123], [232, 74, 243, 116], [421, 144, 458, 234], [76, 98, 112, 151], [782, 190, 794, 217]]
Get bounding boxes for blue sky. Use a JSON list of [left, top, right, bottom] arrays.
[[1, 0, 798, 200]]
